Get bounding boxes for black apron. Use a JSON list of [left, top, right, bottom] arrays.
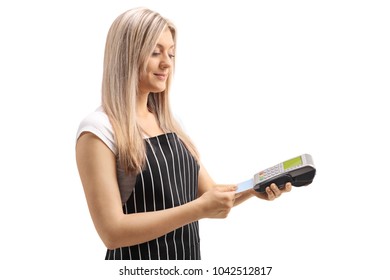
[[105, 133, 200, 260]]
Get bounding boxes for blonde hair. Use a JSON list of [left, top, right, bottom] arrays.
[[102, 7, 198, 174]]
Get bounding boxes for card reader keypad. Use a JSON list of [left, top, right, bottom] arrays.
[[258, 165, 282, 181]]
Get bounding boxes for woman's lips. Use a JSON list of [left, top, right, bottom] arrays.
[[154, 73, 167, 80]]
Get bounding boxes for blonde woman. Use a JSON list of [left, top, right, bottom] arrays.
[[75, 7, 291, 260]]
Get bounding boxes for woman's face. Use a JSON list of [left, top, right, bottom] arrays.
[[139, 27, 175, 94]]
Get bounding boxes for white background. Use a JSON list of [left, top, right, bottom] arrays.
[[1, 0, 389, 279]]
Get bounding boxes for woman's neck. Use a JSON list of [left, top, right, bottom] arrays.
[[136, 92, 164, 137]]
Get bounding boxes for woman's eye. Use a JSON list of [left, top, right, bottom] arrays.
[[151, 52, 175, 59]]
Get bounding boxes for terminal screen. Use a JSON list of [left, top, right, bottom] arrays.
[[283, 156, 302, 170]]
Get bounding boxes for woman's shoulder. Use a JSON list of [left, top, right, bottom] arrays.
[[78, 107, 111, 129], [76, 106, 116, 154]]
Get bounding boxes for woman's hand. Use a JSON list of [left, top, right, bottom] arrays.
[[252, 182, 292, 201], [197, 185, 237, 219]]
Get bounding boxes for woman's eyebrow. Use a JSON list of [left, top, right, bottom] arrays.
[[155, 43, 175, 50]]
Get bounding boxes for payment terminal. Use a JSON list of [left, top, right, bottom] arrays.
[[237, 154, 316, 193]]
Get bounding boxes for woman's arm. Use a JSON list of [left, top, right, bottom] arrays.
[[76, 132, 236, 250], [197, 162, 248, 206]]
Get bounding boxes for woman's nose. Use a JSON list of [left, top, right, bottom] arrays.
[[160, 53, 172, 69]]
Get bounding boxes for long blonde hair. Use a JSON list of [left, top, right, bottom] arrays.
[[102, 7, 198, 174]]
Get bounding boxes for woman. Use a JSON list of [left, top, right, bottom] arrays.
[[75, 7, 291, 260]]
